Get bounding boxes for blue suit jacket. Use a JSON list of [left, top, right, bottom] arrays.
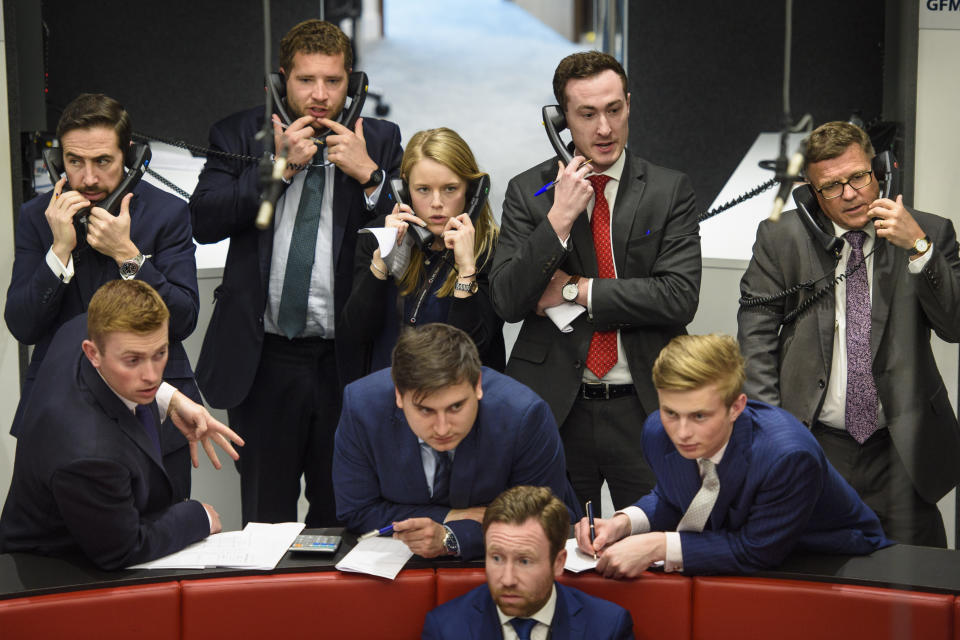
[[0, 315, 209, 570], [422, 583, 635, 639], [333, 367, 580, 560], [635, 400, 892, 574], [5, 180, 200, 435], [189, 106, 403, 409]]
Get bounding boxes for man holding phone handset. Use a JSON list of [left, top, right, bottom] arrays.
[[490, 51, 702, 515], [6, 93, 201, 445], [190, 19, 403, 528]]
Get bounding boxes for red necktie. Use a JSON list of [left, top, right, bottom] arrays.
[[586, 174, 618, 379]]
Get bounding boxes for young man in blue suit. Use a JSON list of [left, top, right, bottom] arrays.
[[0, 281, 243, 570], [333, 323, 580, 561], [190, 19, 403, 527], [423, 485, 634, 639], [576, 334, 890, 576], [6, 93, 200, 438]]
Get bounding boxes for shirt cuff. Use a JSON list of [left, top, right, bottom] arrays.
[[363, 171, 386, 209], [46, 247, 74, 283], [907, 244, 934, 273], [663, 532, 684, 572], [586, 278, 594, 318], [156, 382, 176, 421], [617, 506, 651, 535]]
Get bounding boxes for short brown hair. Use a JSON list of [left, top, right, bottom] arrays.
[[805, 121, 875, 170], [483, 486, 569, 560], [279, 19, 352, 74], [553, 51, 628, 112], [57, 93, 131, 151], [652, 334, 745, 407], [87, 280, 169, 347], [391, 324, 481, 402]]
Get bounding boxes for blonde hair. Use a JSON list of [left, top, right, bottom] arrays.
[[652, 334, 745, 407], [396, 128, 499, 298], [87, 280, 169, 347]]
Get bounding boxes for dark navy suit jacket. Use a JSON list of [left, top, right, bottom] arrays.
[[189, 106, 403, 409], [635, 400, 892, 574], [5, 180, 200, 435], [0, 315, 209, 570], [332, 367, 580, 560], [422, 583, 635, 639]]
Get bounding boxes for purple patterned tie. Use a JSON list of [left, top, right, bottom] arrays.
[[843, 231, 878, 444]]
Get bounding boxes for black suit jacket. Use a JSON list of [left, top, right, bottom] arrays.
[[0, 315, 209, 570], [189, 106, 403, 409], [490, 152, 701, 422], [738, 207, 960, 503], [5, 181, 200, 435]]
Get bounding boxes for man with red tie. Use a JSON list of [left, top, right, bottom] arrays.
[[491, 51, 701, 511]]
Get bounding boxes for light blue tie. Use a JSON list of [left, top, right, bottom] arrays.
[[277, 166, 325, 339]]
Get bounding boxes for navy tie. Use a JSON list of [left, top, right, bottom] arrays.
[[843, 230, 878, 444], [510, 617, 537, 640], [135, 403, 162, 457], [277, 165, 325, 339], [431, 449, 451, 504]]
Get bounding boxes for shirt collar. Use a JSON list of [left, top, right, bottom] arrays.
[[703, 439, 729, 467], [831, 220, 876, 241], [496, 583, 558, 633], [592, 149, 626, 183]]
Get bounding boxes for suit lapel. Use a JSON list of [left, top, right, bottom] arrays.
[[610, 154, 643, 275], [808, 219, 839, 372], [869, 238, 898, 360], [331, 168, 351, 270], [476, 587, 504, 639], [394, 408, 433, 501], [670, 449, 702, 512], [569, 210, 596, 276], [710, 413, 751, 529], [552, 583, 581, 640], [73, 249, 113, 309], [449, 421, 479, 508]]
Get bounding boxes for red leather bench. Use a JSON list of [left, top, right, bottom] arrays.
[[692, 576, 955, 640], [434, 567, 692, 640], [179, 569, 435, 640], [0, 581, 181, 640]]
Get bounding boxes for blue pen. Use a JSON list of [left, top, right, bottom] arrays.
[[358, 524, 394, 541], [533, 158, 593, 196], [586, 500, 597, 559]]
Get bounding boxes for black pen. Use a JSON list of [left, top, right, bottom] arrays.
[[586, 500, 597, 560]]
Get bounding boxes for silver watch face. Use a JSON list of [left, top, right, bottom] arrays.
[[562, 283, 578, 301]]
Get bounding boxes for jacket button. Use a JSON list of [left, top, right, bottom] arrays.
[[817, 379, 825, 389], [573, 360, 581, 369], [257, 317, 264, 327]]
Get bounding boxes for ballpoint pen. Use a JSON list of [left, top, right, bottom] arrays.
[[533, 158, 593, 196], [358, 524, 395, 541], [586, 500, 597, 560]]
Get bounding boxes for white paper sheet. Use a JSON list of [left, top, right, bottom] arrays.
[[563, 537, 599, 573], [359, 227, 412, 276], [335, 536, 413, 580], [128, 522, 305, 570]]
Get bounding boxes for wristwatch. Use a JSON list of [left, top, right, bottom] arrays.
[[911, 236, 931, 256], [561, 275, 581, 302], [441, 526, 460, 557], [360, 168, 383, 189], [119, 253, 147, 280], [454, 279, 479, 294]]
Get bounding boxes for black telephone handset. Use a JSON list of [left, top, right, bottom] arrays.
[[42, 143, 152, 250], [267, 70, 368, 146], [388, 174, 491, 251], [542, 105, 575, 166], [792, 150, 900, 259]]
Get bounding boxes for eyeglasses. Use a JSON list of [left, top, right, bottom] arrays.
[[815, 170, 873, 200]]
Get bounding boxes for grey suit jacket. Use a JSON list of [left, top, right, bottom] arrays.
[[490, 152, 701, 423], [738, 206, 960, 503]]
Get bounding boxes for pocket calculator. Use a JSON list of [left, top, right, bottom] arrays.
[[289, 534, 342, 553]]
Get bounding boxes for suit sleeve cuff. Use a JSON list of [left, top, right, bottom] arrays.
[[46, 247, 74, 283], [907, 244, 933, 273], [663, 532, 684, 572], [617, 506, 651, 535]]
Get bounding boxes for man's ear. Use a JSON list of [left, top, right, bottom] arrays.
[[474, 371, 483, 402], [553, 548, 567, 578], [395, 386, 404, 409], [81, 339, 101, 369], [729, 393, 748, 422]]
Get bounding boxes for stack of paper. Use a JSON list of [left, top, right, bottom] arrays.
[[128, 522, 305, 570], [335, 536, 413, 580], [563, 538, 599, 573]]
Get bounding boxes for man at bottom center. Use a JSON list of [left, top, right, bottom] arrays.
[[333, 323, 579, 560], [423, 485, 634, 639]]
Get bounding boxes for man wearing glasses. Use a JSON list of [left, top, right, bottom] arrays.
[[737, 121, 960, 547]]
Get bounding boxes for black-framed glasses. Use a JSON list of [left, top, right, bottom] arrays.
[[816, 170, 873, 199]]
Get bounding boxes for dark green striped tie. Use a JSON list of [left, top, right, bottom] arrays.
[[277, 166, 325, 339]]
